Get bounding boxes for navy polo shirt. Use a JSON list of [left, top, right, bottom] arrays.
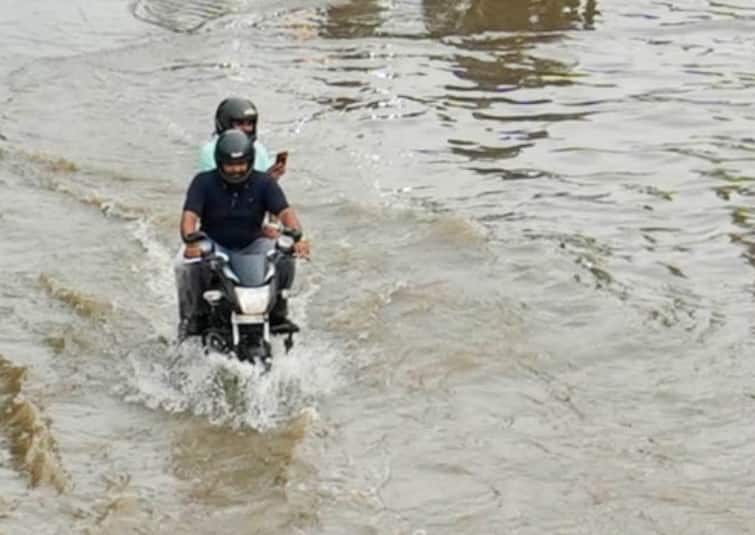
[[183, 170, 289, 250]]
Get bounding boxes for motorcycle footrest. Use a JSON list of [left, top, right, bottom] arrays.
[[270, 322, 300, 336]]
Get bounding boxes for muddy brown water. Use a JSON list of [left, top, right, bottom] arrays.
[[1, 0, 754, 533]]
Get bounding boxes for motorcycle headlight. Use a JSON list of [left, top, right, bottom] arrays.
[[234, 286, 272, 315]]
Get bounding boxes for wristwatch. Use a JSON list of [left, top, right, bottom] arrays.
[[182, 231, 205, 244]]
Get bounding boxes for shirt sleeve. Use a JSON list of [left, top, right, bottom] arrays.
[[253, 141, 273, 173], [263, 179, 289, 215], [183, 175, 206, 215], [198, 139, 216, 172]]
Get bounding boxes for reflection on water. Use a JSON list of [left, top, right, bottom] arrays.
[[422, 0, 598, 36], [320, 0, 599, 40], [422, 0, 599, 91], [730, 205, 755, 269], [427, 0, 600, 166], [314, 0, 601, 166], [171, 418, 306, 506], [319, 0, 387, 39], [168, 415, 318, 532], [131, 0, 244, 33]]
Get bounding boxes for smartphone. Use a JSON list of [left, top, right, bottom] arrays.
[[275, 151, 288, 166]]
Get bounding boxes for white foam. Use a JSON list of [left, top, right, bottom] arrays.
[[129, 219, 177, 310], [118, 333, 342, 431]]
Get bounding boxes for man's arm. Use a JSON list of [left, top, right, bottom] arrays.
[[181, 210, 200, 239], [180, 210, 203, 258], [277, 207, 301, 232], [277, 207, 310, 258], [264, 180, 309, 257], [181, 172, 207, 258]]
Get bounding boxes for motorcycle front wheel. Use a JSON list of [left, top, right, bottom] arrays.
[[203, 329, 231, 354]]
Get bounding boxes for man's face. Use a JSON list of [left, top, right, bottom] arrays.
[[231, 118, 255, 136], [221, 161, 249, 180]]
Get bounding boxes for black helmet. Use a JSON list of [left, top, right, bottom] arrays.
[[214, 129, 255, 185], [214, 97, 258, 138]]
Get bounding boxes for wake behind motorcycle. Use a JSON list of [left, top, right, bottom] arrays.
[[180, 229, 301, 368]]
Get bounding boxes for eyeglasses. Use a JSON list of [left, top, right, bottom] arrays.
[[231, 119, 255, 128]]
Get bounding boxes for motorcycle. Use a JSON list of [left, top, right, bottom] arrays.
[[181, 229, 300, 368]]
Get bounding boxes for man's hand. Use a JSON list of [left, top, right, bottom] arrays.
[[293, 239, 310, 259], [183, 243, 203, 258], [262, 222, 280, 239], [267, 162, 286, 180]]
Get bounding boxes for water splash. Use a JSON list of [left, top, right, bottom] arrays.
[[129, 219, 178, 312], [117, 336, 342, 431]]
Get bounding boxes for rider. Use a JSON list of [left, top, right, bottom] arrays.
[[176, 129, 309, 339], [198, 97, 286, 179]]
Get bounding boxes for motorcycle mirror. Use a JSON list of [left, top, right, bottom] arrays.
[[202, 289, 223, 305]]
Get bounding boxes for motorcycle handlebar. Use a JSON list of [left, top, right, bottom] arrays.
[[281, 226, 302, 242], [184, 226, 300, 263]]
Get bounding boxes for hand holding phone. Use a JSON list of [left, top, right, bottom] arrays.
[[269, 151, 288, 179]]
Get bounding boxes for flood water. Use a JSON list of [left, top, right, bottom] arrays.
[[1, 0, 754, 533]]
